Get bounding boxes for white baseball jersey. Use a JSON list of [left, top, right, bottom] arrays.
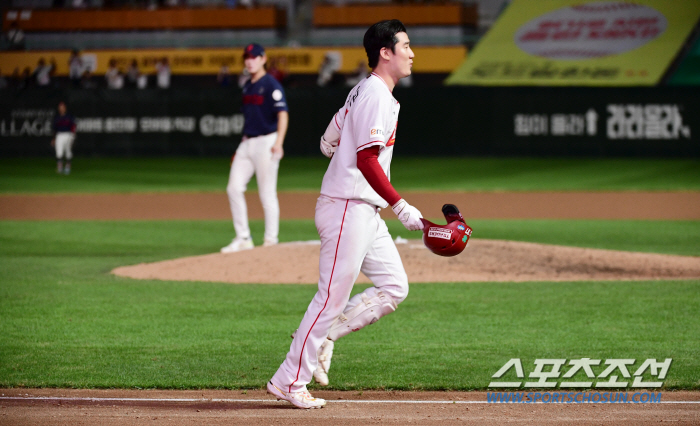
[[320, 72, 400, 208], [271, 71, 410, 395]]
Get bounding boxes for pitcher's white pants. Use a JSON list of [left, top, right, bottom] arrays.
[[226, 133, 280, 242], [271, 196, 409, 393], [55, 132, 75, 160]]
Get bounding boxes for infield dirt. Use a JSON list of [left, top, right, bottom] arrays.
[[113, 238, 700, 284], [2, 388, 699, 425], [1, 191, 699, 220]]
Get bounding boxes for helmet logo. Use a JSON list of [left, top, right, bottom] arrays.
[[462, 235, 468, 243], [457, 224, 465, 231], [428, 227, 451, 240]]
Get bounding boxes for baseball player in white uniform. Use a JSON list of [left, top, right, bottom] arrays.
[[51, 101, 77, 175], [267, 20, 423, 409], [221, 43, 289, 253]]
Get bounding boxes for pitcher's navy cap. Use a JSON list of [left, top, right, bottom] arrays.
[[243, 43, 265, 58]]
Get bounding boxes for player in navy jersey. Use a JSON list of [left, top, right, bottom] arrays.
[[51, 101, 77, 175], [222, 43, 290, 253]]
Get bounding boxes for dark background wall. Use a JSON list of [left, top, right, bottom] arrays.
[[1, 86, 698, 157]]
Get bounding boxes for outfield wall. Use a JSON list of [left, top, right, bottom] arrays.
[[1, 87, 698, 157]]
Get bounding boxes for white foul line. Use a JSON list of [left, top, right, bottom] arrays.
[[0, 396, 699, 404]]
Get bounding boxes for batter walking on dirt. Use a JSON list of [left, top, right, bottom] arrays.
[[51, 101, 76, 175], [267, 20, 423, 409], [221, 43, 289, 253]]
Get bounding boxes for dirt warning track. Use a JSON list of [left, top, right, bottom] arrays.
[[1, 191, 699, 220]]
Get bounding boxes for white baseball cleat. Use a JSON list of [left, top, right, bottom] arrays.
[[266, 381, 326, 409], [262, 238, 278, 247], [220, 237, 254, 253], [314, 338, 334, 386], [289, 330, 334, 386]]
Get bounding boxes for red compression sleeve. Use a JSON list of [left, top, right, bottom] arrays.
[[357, 146, 401, 206]]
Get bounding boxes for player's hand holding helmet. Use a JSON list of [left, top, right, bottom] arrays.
[[392, 199, 424, 231], [421, 204, 472, 257]]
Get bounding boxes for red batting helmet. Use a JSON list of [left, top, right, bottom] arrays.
[[420, 204, 472, 257]]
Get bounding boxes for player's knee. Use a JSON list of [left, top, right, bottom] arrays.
[[226, 180, 245, 197], [389, 286, 409, 305], [259, 196, 279, 211], [381, 273, 409, 305]]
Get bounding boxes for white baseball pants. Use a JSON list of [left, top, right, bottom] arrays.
[[271, 195, 409, 393], [226, 133, 281, 243], [55, 132, 75, 160]]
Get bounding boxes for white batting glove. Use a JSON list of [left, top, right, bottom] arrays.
[[392, 199, 424, 231], [320, 135, 337, 158]]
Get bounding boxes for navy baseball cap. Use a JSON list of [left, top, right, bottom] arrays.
[[243, 43, 265, 58]]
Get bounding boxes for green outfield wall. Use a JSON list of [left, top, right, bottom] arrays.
[[1, 86, 698, 157]]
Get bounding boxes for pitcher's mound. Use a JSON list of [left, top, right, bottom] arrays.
[[111, 239, 700, 284]]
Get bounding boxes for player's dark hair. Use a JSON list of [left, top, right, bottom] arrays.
[[363, 20, 407, 69]]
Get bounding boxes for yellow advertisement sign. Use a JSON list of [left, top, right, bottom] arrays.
[[445, 0, 700, 86], [0, 46, 465, 76]]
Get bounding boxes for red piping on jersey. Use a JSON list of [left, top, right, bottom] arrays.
[[357, 140, 383, 150], [333, 113, 340, 130], [371, 72, 392, 93], [289, 199, 349, 393]]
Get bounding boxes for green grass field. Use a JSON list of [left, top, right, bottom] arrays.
[[1, 157, 699, 193], [0, 157, 698, 390]]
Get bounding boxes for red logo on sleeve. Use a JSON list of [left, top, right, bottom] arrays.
[[386, 123, 397, 147]]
